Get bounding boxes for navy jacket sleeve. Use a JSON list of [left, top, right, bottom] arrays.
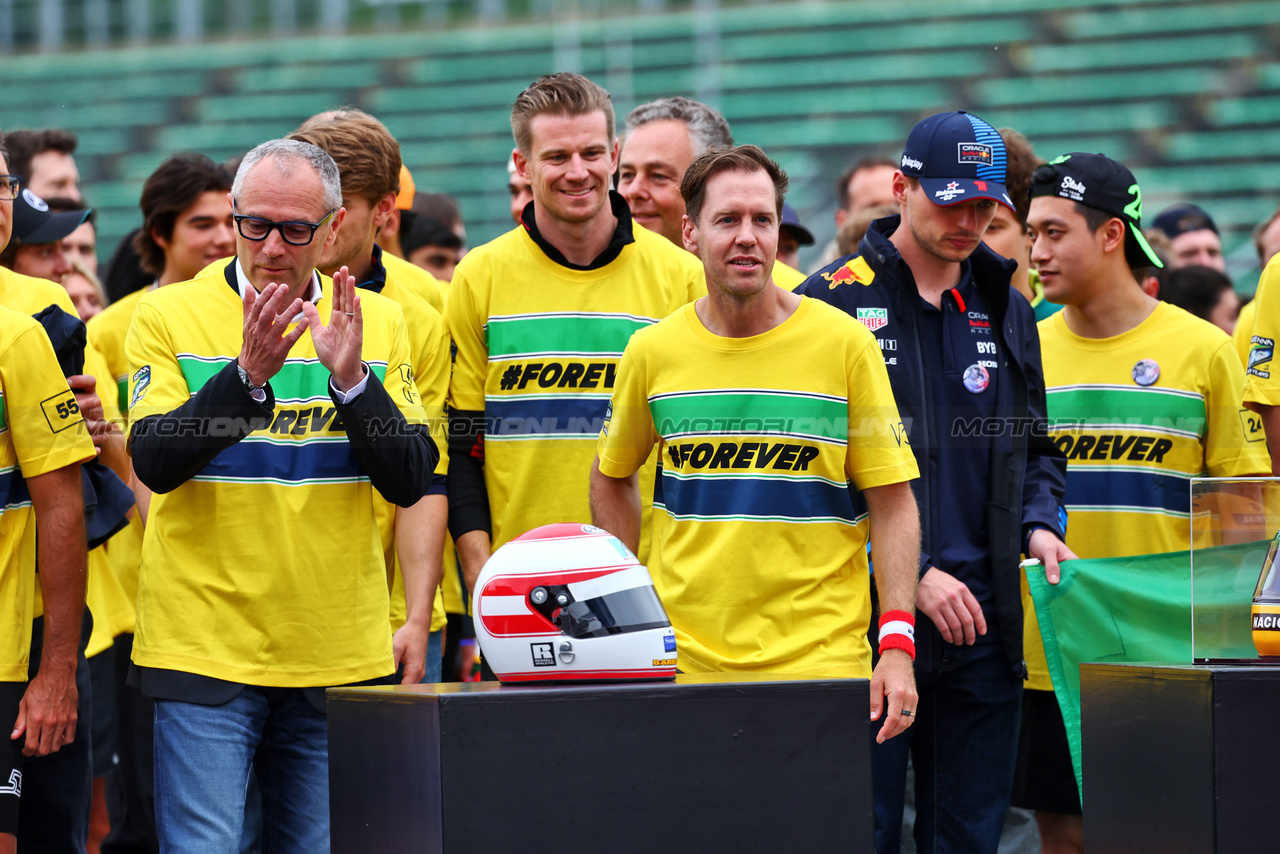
[[331, 371, 438, 508], [130, 360, 273, 494], [447, 408, 491, 540], [1012, 297, 1068, 538]]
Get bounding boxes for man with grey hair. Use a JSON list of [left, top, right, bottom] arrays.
[[618, 96, 807, 287], [125, 138, 437, 850], [618, 96, 732, 245]]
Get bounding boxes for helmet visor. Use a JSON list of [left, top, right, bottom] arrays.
[[556, 583, 671, 638]]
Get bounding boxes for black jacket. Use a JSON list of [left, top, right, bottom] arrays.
[[797, 216, 1067, 676]]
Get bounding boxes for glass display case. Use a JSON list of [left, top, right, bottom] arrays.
[[1189, 477, 1280, 661]]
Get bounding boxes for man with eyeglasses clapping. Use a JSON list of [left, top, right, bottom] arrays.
[[123, 138, 438, 851]]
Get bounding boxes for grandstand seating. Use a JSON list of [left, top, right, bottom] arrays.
[[2, 0, 1278, 284]]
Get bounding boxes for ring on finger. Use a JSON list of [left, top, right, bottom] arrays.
[[901, 709, 914, 718]]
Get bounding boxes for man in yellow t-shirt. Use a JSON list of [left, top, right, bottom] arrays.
[[0, 145, 96, 854], [291, 108, 451, 684], [1022, 153, 1269, 852], [446, 74, 704, 605], [592, 144, 921, 743], [126, 140, 437, 851]]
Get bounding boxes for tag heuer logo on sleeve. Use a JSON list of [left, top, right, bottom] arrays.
[[856, 308, 889, 332]]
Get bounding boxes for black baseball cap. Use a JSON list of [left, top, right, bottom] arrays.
[[12, 187, 89, 245], [899, 111, 1015, 211], [1029, 152, 1163, 269], [1151, 203, 1218, 240]]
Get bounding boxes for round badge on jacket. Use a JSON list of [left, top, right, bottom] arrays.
[[963, 363, 990, 394], [1132, 359, 1160, 387]]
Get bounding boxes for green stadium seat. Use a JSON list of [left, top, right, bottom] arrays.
[[384, 110, 513, 142], [3, 101, 171, 132], [408, 52, 552, 84], [198, 92, 349, 123], [1063, 1, 1280, 40], [719, 18, 1034, 62], [732, 115, 905, 149], [235, 62, 383, 93], [722, 49, 993, 91], [369, 82, 526, 113], [156, 122, 297, 155], [981, 101, 1175, 138], [1140, 163, 1280, 194], [400, 138, 513, 168], [1162, 130, 1280, 162], [722, 83, 952, 120], [976, 68, 1217, 105], [1207, 95, 1280, 127], [404, 164, 503, 196], [1025, 33, 1260, 74]]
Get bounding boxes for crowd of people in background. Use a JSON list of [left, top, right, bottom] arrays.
[[3, 66, 1280, 854]]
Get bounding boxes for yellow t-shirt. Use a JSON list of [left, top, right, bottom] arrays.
[[1235, 296, 1258, 369], [87, 286, 149, 625], [771, 260, 807, 291], [1243, 256, 1280, 405], [383, 250, 447, 315], [597, 297, 918, 676], [88, 286, 149, 416], [0, 305, 97, 680], [1024, 301, 1271, 689], [126, 265, 428, 686], [371, 271, 450, 637], [446, 222, 704, 558], [0, 268, 136, 639]]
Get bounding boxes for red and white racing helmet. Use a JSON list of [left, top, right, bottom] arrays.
[[473, 523, 678, 682]]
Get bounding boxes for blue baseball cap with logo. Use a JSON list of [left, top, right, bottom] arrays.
[[899, 111, 1014, 211]]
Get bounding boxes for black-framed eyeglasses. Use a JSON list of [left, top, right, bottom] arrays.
[[0, 175, 20, 201], [232, 201, 337, 246]]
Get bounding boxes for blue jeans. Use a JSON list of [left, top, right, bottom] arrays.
[[421, 629, 443, 684], [871, 641, 1023, 854], [154, 688, 329, 854]]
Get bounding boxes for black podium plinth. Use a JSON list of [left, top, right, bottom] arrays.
[[1081, 662, 1280, 854], [328, 672, 871, 854]]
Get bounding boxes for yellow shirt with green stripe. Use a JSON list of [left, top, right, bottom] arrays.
[[373, 266, 450, 637], [126, 266, 427, 686], [0, 268, 136, 644], [597, 298, 918, 676], [86, 286, 148, 629], [0, 305, 97, 680], [1024, 302, 1270, 689], [446, 222, 705, 557]]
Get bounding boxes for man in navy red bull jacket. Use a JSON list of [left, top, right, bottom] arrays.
[[797, 111, 1070, 854]]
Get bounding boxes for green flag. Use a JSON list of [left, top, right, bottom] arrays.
[[1026, 539, 1266, 801]]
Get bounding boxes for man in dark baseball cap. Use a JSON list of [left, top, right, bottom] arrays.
[[898, 110, 1017, 212], [0, 187, 90, 282], [1151, 201, 1224, 272], [1021, 153, 1265, 854], [1029, 152, 1164, 273], [798, 111, 1071, 853]]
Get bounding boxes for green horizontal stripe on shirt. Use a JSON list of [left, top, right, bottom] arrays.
[[177, 356, 387, 400], [0, 393, 5, 432], [1046, 385, 1206, 435], [486, 314, 653, 359], [649, 390, 849, 442]]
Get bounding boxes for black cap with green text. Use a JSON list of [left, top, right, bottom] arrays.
[[1029, 152, 1163, 269]]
